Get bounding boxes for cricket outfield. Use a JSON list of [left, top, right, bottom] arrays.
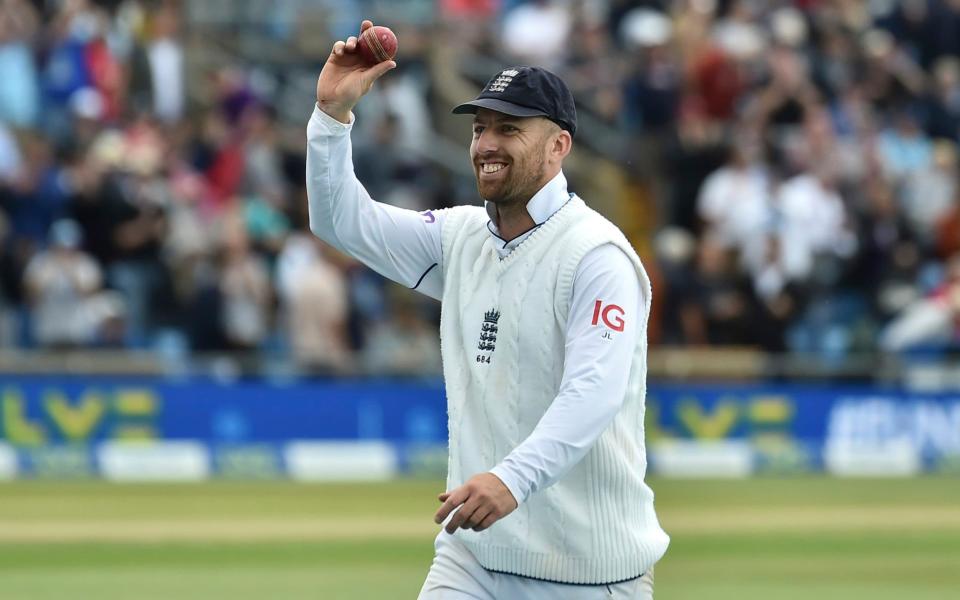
[[1, 477, 958, 599]]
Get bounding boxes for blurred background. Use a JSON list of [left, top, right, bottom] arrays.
[[0, 0, 958, 599]]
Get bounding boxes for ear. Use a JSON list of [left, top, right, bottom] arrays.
[[550, 130, 572, 161]]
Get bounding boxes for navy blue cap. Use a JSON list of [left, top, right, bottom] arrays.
[[452, 66, 577, 137]]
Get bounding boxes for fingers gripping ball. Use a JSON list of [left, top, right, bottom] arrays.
[[358, 26, 398, 65]]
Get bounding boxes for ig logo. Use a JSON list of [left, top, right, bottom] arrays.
[[591, 300, 625, 332]]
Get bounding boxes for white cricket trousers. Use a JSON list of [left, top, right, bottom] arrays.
[[417, 533, 654, 599]]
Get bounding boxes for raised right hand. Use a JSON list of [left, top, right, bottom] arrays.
[[316, 20, 397, 124]]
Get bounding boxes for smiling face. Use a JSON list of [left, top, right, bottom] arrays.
[[470, 108, 571, 209]]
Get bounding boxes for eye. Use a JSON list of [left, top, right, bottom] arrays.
[[501, 124, 518, 133], [473, 125, 485, 136]]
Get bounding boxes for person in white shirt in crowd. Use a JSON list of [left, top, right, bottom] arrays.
[[773, 163, 857, 283], [501, 0, 572, 71], [147, 6, 184, 123], [307, 20, 667, 600], [23, 219, 125, 347], [128, 4, 184, 124], [696, 136, 770, 253]]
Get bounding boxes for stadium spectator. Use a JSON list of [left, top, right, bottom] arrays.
[[923, 56, 960, 140], [242, 184, 291, 258], [659, 100, 727, 231], [0, 0, 40, 128], [564, 16, 622, 123], [849, 177, 922, 323], [675, 235, 755, 346], [501, 0, 571, 69], [129, 4, 185, 123], [773, 165, 856, 284], [746, 233, 805, 352], [353, 112, 412, 200], [936, 194, 960, 260], [277, 233, 351, 373], [241, 104, 288, 200], [363, 286, 441, 376], [695, 136, 769, 251], [23, 219, 124, 347], [39, 0, 104, 142], [0, 121, 23, 183], [877, 108, 933, 182], [881, 254, 960, 353], [901, 139, 957, 243], [621, 21, 682, 134], [218, 214, 272, 351], [196, 106, 247, 211], [80, 121, 170, 348], [356, 63, 434, 155], [4, 133, 70, 247]]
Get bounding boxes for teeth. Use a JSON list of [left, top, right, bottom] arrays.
[[482, 163, 506, 173]]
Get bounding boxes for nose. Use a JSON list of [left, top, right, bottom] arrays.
[[475, 128, 499, 154]]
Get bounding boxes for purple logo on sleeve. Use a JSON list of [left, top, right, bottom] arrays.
[[421, 211, 436, 224]]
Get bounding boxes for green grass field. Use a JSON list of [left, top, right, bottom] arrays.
[[1, 477, 958, 599]]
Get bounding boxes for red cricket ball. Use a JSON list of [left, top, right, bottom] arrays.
[[358, 25, 398, 65]]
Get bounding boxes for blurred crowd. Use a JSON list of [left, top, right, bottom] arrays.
[[612, 0, 960, 358], [2, 0, 960, 375], [0, 0, 446, 375]]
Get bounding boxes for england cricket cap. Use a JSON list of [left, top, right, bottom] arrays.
[[452, 66, 577, 137]]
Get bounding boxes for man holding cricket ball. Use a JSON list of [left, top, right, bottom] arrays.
[[307, 19, 668, 599]]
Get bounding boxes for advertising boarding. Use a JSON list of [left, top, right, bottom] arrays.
[[1, 377, 958, 479]]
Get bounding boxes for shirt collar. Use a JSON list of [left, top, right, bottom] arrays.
[[485, 170, 569, 238]]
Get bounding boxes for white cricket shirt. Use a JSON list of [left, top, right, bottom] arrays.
[[306, 106, 643, 506]]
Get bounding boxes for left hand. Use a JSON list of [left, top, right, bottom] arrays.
[[434, 473, 518, 534]]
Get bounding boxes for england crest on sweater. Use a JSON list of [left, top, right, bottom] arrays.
[[476, 308, 499, 363]]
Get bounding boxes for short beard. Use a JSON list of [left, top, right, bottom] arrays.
[[478, 151, 546, 209]]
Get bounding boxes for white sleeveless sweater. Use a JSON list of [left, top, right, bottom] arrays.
[[438, 197, 669, 585]]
